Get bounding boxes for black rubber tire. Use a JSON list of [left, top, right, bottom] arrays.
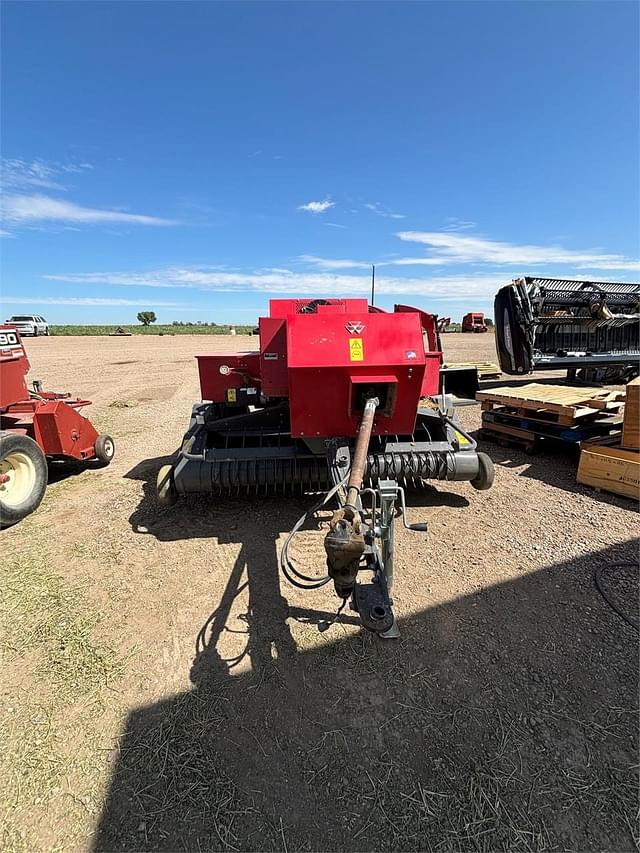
[[157, 464, 178, 508], [33, 327, 38, 337], [471, 451, 495, 491], [0, 432, 48, 526], [94, 434, 116, 463]]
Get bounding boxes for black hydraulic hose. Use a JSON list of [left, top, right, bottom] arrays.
[[594, 561, 639, 634], [279, 472, 349, 590]]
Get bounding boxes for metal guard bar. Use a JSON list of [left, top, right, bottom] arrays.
[[172, 448, 479, 494]]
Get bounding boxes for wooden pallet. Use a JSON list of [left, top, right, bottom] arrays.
[[578, 434, 640, 500], [622, 377, 640, 451], [480, 423, 540, 453], [443, 361, 501, 380], [481, 400, 596, 426], [482, 409, 620, 441], [477, 383, 625, 423]]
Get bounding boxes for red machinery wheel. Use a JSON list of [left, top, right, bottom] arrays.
[[0, 432, 48, 526], [94, 434, 116, 464]]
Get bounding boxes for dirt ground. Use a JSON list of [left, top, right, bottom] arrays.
[[1, 332, 638, 852]]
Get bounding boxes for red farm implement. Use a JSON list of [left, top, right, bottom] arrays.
[[0, 325, 115, 525], [157, 298, 494, 637], [462, 312, 488, 333]]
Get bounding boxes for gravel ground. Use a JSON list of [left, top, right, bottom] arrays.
[[2, 332, 638, 852]]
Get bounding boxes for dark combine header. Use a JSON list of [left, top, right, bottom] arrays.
[[495, 276, 639, 379]]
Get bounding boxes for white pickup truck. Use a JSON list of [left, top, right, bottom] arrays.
[[4, 315, 50, 336]]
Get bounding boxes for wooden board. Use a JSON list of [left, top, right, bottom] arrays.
[[583, 390, 627, 410], [477, 383, 620, 417], [482, 410, 617, 443], [479, 399, 610, 426], [577, 437, 640, 500], [480, 419, 537, 441], [480, 426, 539, 453], [444, 361, 501, 379], [622, 377, 640, 451]]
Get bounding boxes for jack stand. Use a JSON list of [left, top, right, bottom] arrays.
[[380, 620, 400, 639], [376, 479, 402, 639]]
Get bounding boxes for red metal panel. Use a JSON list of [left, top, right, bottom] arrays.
[[393, 305, 443, 395], [33, 401, 99, 460], [0, 326, 30, 409], [394, 304, 441, 356], [422, 352, 442, 396], [286, 311, 425, 437], [196, 352, 261, 402], [268, 298, 369, 318], [259, 317, 288, 397]]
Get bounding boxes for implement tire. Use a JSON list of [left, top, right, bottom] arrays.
[[471, 451, 495, 491], [94, 434, 116, 464], [157, 464, 177, 508], [0, 432, 48, 526]]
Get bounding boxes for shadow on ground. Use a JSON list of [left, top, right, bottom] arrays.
[[473, 432, 638, 509], [124, 455, 470, 543], [46, 457, 110, 485], [95, 465, 639, 852]]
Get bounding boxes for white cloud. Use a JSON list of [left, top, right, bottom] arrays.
[[299, 254, 445, 270], [443, 217, 477, 232], [298, 198, 335, 214], [3, 158, 67, 191], [396, 231, 640, 271], [1, 296, 188, 307], [1, 158, 176, 232], [324, 222, 347, 229], [2, 158, 95, 192], [297, 255, 372, 270], [2, 194, 178, 226], [44, 266, 505, 298], [389, 258, 447, 267], [364, 202, 405, 219], [60, 162, 94, 174]]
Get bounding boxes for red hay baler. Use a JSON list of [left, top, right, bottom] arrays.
[[157, 298, 494, 637], [0, 326, 115, 525]]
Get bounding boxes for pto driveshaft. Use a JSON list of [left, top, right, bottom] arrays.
[[324, 397, 379, 597]]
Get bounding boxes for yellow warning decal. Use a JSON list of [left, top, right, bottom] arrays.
[[227, 388, 237, 402], [455, 429, 471, 445], [349, 337, 364, 361]]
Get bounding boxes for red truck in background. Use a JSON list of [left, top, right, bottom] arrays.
[[461, 312, 488, 333]]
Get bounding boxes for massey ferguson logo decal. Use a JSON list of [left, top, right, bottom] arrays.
[[346, 321, 365, 334]]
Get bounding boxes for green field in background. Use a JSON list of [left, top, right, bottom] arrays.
[[50, 324, 256, 336]]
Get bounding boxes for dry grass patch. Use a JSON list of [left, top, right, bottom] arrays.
[[0, 551, 128, 851]]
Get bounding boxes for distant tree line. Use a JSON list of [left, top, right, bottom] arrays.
[[171, 320, 219, 327]]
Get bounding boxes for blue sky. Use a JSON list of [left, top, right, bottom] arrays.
[[1, 1, 638, 325]]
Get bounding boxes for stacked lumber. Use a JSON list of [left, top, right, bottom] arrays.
[[477, 383, 624, 452], [443, 361, 501, 380], [622, 377, 640, 451], [576, 377, 640, 500], [577, 434, 639, 500]]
